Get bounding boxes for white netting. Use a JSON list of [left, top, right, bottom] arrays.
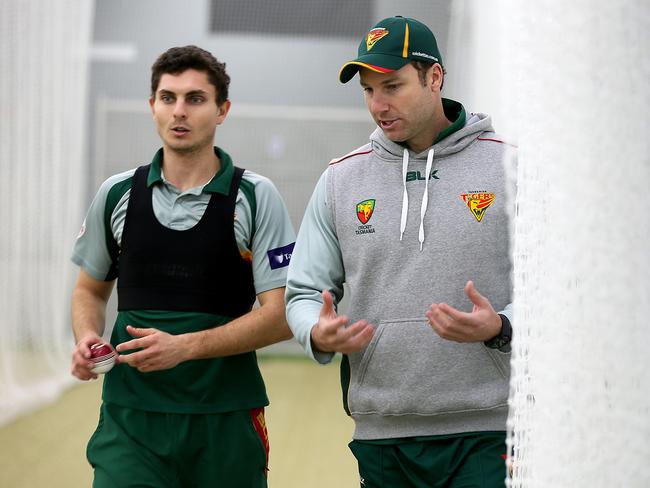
[[0, 0, 94, 426], [501, 1, 650, 486]]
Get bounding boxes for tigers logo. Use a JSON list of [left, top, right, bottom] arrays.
[[356, 199, 376, 224], [366, 28, 389, 51], [461, 192, 495, 222]]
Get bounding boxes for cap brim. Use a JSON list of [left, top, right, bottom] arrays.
[[339, 54, 411, 83]]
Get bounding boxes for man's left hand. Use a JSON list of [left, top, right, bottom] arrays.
[[116, 325, 188, 372], [426, 281, 501, 343]]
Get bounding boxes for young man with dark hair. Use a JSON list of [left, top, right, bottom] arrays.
[[286, 17, 514, 487], [70, 45, 295, 487]]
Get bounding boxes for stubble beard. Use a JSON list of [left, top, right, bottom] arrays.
[[164, 131, 215, 157]]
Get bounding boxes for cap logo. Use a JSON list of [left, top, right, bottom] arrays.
[[366, 28, 389, 51]]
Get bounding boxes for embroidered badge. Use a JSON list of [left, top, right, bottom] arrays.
[[460, 192, 496, 222], [356, 199, 376, 235], [366, 28, 389, 51], [356, 199, 376, 224], [266, 242, 295, 269]]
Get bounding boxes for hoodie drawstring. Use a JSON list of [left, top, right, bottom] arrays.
[[399, 148, 435, 250], [399, 148, 409, 241], [418, 148, 434, 250]]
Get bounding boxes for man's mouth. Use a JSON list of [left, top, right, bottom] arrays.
[[379, 119, 398, 129], [171, 126, 190, 135]]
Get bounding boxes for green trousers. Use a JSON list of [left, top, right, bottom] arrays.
[[87, 402, 269, 487], [349, 432, 507, 488]]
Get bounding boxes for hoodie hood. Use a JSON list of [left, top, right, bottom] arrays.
[[367, 99, 496, 250], [370, 99, 495, 161]]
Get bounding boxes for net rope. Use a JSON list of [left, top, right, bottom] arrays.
[[500, 1, 650, 486]]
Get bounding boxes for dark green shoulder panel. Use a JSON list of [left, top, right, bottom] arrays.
[[103, 177, 133, 280], [239, 176, 257, 241]]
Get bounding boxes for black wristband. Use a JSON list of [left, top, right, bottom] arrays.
[[484, 314, 512, 349]]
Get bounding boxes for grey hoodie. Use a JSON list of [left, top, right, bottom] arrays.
[[286, 101, 513, 440]]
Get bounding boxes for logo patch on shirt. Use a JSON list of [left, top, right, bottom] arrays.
[[406, 169, 439, 182], [267, 243, 294, 270], [356, 199, 376, 224], [355, 199, 376, 235], [460, 192, 496, 222], [366, 28, 389, 50]]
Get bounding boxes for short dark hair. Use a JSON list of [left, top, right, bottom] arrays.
[[151, 45, 230, 105], [410, 60, 446, 90]]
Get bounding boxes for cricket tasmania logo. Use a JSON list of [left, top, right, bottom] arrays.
[[356, 199, 376, 235], [366, 28, 389, 50], [357, 199, 375, 223], [461, 192, 495, 222]]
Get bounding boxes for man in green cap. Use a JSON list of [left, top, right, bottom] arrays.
[[287, 16, 514, 487]]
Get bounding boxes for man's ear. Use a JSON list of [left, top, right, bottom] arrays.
[[216, 99, 231, 125], [430, 64, 444, 92], [149, 96, 155, 117]]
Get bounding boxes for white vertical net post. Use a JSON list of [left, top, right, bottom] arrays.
[[501, 1, 650, 486], [0, 0, 94, 426]]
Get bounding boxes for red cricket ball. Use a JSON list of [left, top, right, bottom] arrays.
[[90, 343, 114, 360]]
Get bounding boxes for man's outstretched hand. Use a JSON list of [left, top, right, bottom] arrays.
[[426, 281, 501, 343], [310, 290, 375, 354]]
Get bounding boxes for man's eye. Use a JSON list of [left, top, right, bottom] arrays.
[[190, 97, 204, 104], [161, 95, 173, 103]]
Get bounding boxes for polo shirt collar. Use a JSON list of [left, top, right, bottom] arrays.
[[434, 98, 466, 144], [147, 147, 235, 195]]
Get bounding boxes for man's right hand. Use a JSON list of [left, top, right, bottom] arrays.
[[70, 332, 104, 380], [70, 269, 115, 380], [310, 290, 374, 354]]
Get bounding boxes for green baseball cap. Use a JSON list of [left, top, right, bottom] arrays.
[[339, 16, 443, 83]]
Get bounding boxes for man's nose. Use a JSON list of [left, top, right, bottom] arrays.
[[368, 93, 389, 114], [173, 100, 187, 118]]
